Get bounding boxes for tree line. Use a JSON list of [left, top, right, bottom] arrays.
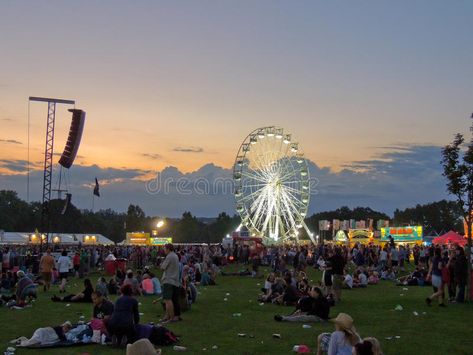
[[0, 189, 465, 243]]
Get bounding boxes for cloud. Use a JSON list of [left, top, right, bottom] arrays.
[[0, 139, 22, 145], [0, 145, 451, 217], [141, 153, 162, 160], [0, 159, 42, 172], [0, 118, 14, 122], [173, 146, 204, 153]]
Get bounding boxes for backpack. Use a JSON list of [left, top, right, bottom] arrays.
[[149, 326, 180, 346]]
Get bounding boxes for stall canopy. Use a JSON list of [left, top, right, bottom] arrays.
[[432, 231, 466, 246]]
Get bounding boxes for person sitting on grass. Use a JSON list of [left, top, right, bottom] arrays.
[[1, 272, 13, 294], [108, 284, 140, 347], [297, 277, 311, 296], [51, 278, 94, 303], [150, 272, 162, 296], [142, 273, 155, 296], [274, 286, 330, 323], [261, 273, 275, 295], [258, 277, 285, 303], [343, 272, 353, 289], [96, 277, 109, 298], [123, 270, 142, 296], [273, 272, 299, 306], [90, 290, 114, 337], [380, 267, 396, 281], [92, 290, 114, 322], [1, 270, 37, 308], [396, 267, 425, 286], [13, 321, 72, 347], [316, 313, 361, 355], [353, 270, 368, 288], [108, 277, 119, 295], [353, 337, 383, 355], [368, 271, 379, 285]]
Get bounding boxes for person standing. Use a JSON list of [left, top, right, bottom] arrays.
[[329, 247, 346, 303], [39, 249, 55, 292], [160, 243, 180, 323], [454, 246, 468, 303], [426, 248, 446, 307], [57, 250, 72, 293]]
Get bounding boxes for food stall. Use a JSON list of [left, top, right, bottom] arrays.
[[347, 229, 374, 245], [380, 226, 423, 245]]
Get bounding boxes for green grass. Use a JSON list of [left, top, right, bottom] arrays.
[[1, 265, 472, 354]]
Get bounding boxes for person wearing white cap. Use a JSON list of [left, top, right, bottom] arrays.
[[316, 313, 361, 355]]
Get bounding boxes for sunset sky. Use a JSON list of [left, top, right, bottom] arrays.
[[1, 1, 472, 216]]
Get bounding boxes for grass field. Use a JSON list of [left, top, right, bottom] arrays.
[[1, 264, 472, 355]]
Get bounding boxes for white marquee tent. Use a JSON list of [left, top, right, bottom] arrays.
[[0, 231, 115, 245]]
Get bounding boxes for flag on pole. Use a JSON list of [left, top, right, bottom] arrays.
[[93, 177, 100, 197]]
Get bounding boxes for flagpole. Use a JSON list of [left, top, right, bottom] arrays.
[[92, 194, 95, 212]]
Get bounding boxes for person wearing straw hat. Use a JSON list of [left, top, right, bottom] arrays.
[[126, 338, 162, 355], [316, 313, 361, 355]]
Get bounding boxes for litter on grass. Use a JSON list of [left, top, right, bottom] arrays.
[[394, 305, 403, 311]]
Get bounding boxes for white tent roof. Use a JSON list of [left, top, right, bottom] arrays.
[[0, 232, 114, 245]]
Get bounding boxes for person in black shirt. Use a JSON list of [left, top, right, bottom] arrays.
[[51, 278, 94, 303], [274, 286, 330, 322], [329, 248, 346, 302], [92, 291, 114, 322], [454, 247, 468, 303]]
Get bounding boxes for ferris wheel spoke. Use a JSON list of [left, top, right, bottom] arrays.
[[281, 184, 303, 197], [279, 194, 299, 234], [281, 187, 306, 210], [250, 187, 270, 227], [240, 171, 268, 184]]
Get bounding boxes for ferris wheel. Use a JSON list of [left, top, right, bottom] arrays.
[[233, 126, 314, 244]]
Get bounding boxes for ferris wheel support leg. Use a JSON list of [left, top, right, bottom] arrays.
[[302, 221, 316, 244]]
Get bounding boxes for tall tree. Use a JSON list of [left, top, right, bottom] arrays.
[[441, 117, 473, 300], [393, 200, 463, 234], [125, 204, 146, 232]]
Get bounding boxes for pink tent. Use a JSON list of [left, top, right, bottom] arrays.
[[432, 230, 467, 246]]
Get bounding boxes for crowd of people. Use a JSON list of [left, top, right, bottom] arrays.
[[0, 242, 223, 351], [0, 239, 472, 354]]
